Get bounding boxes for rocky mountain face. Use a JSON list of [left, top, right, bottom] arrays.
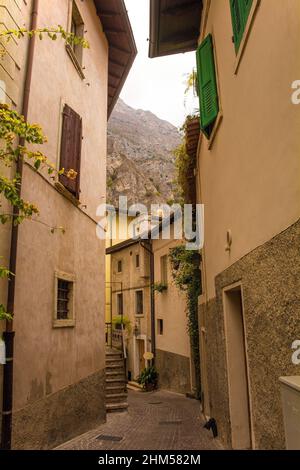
[[107, 99, 181, 209]]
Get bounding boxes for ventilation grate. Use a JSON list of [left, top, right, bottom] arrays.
[[159, 420, 182, 425], [96, 434, 123, 442]]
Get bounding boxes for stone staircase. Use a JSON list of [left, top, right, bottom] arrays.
[[105, 348, 128, 413]]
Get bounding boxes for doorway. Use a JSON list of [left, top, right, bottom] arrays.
[[223, 284, 252, 449]]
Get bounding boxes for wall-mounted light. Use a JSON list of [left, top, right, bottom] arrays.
[[225, 229, 232, 252]]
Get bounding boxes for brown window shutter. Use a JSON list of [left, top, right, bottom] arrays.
[[59, 104, 82, 198]]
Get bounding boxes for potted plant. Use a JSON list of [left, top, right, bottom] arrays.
[[137, 366, 158, 392], [153, 282, 168, 293]]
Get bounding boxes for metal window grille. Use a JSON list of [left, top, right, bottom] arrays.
[[57, 279, 71, 320]]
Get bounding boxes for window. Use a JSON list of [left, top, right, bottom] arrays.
[[68, 1, 85, 68], [157, 319, 163, 336], [136, 254, 140, 268], [230, 0, 253, 53], [117, 260, 122, 273], [196, 34, 219, 139], [135, 290, 143, 316], [160, 255, 168, 284], [59, 104, 82, 198], [54, 272, 75, 327], [117, 293, 123, 316]]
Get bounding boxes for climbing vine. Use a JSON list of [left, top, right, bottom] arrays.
[[169, 246, 202, 399], [0, 27, 88, 320]]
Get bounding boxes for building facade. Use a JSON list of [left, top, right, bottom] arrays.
[[149, 0, 300, 450], [153, 236, 193, 395], [0, 0, 136, 449]]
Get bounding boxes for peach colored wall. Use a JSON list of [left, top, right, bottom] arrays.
[[0, 0, 108, 410], [0, 0, 32, 430], [153, 237, 191, 359], [197, 0, 300, 300]]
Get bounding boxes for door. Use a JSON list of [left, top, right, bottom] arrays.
[[223, 285, 252, 449]]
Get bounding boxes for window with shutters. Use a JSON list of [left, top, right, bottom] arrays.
[[54, 271, 75, 328], [59, 104, 82, 199], [230, 0, 253, 53], [135, 290, 143, 316], [160, 255, 168, 284], [196, 34, 219, 139]]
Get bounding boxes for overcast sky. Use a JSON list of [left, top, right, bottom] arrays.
[[120, 0, 197, 128]]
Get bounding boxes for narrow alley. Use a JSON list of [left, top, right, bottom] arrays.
[[57, 390, 221, 451]]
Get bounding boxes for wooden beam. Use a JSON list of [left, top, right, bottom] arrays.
[[161, 1, 200, 16], [161, 30, 199, 46], [98, 11, 120, 18], [110, 45, 131, 55], [109, 71, 122, 80], [110, 57, 126, 68], [104, 28, 127, 34]]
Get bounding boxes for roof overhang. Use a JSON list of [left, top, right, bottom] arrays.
[[149, 0, 203, 58], [94, 0, 137, 118]]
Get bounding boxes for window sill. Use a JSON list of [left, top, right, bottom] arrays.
[[65, 43, 85, 80], [55, 181, 80, 207], [53, 319, 75, 328], [233, 0, 260, 74]]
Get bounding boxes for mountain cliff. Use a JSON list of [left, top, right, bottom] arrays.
[[107, 99, 181, 208]]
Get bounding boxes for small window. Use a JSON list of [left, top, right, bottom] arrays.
[[59, 104, 82, 198], [230, 0, 253, 53], [117, 260, 122, 273], [196, 34, 219, 139], [135, 290, 143, 316], [54, 272, 75, 327], [70, 1, 84, 66], [136, 254, 140, 268], [117, 293, 123, 316], [157, 319, 164, 336], [160, 255, 168, 284]]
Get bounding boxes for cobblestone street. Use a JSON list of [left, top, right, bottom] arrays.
[[58, 390, 222, 451]]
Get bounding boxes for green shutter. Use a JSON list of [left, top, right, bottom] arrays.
[[196, 34, 219, 136], [230, 0, 253, 53]]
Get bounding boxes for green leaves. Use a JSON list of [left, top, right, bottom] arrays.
[[0, 304, 13, 322], [0, 26, 89, 49]]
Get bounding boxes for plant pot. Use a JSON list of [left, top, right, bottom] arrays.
[[145, 382, 156, 392]]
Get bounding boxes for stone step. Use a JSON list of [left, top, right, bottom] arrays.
[[106, 402, 128, 413], [106, 364, 124, 370], [106, 384, 127, 394], [106, 359, 124, 366], [106, 370, 125, 378], [127, 381, 143, 391], [106, 378, 126, 388], [106, 393, 128, 404]]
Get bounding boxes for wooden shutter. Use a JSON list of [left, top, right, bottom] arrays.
[[59, 104, 82, 198], [230, 0, 253, 53], [196, 34, 219, 136]]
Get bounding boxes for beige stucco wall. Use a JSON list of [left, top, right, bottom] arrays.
[[1, 0, 108, 447], [110, 243, 151, 379], [153, 238, 190, 359], [197, 0, 300, 300]]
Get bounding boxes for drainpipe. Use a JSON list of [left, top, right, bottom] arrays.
[[140, 241, 155, 361], [1, 0, 39, 450]]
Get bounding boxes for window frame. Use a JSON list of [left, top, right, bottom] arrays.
[[117, 292, 123, 316], [117, 259, 123, 273], [135, 253, 140, 268], [54, 271, 76, 328], [231, 0, 260, 74], [160, 255, 168, 285], [157, 319, 164, 336], [66, 0, 85, 79], [135, 290, 144, 317]]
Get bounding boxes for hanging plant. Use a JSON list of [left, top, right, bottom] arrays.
[[169, 246, 202, 399], [153, 282, 168, 293]]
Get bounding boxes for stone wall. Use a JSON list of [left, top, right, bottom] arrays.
[[12, 369, 105, 450], [201, 219, 300, 449], [156, 349, 191, 395]]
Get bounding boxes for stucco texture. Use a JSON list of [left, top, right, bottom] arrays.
[[201, 219, 300, 449], [12, 369, 106, 450], [156, 349, 191, 395]]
